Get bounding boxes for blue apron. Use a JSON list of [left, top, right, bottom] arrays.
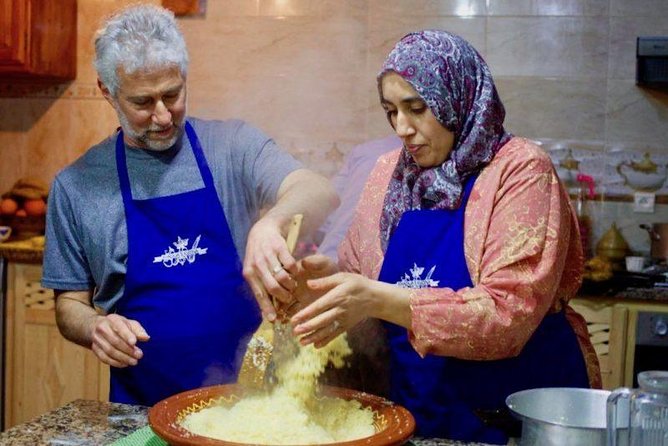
[[110, 121, 261, 406], [378, 174, 589, 444]]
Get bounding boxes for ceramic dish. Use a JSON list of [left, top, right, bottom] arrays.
[[149, 384, 415, 446], [0, 225, 11, 242]]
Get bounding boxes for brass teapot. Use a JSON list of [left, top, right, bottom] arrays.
[[555, 149, 580, 187], [595, 223, 630, 263]]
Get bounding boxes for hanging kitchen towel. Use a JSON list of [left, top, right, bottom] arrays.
[[109, 426, 166, 446]]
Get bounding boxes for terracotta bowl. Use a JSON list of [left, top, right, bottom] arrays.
[[148, 384, 415, 446]]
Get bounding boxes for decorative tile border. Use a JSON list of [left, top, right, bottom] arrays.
[[541, 138, 668, 201]]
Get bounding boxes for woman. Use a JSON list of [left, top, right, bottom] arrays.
[[286, 30, 600, 444]]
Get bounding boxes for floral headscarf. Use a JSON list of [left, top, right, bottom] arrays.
[[378, 30, 511, 251]]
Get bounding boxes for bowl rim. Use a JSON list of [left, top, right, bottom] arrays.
[[148, 383, 415, 446], [505, 387, 611, 429]]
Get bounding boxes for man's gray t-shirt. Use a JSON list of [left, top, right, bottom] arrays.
[[41, 117, 301, 312]]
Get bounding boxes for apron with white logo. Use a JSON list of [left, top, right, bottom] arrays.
[[378, 174, 589, 444], [110, 121, 261, 406]]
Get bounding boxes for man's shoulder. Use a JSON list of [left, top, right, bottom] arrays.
[[54, 134, 117, 192], [60, 134, 116, 174], [188, 116, 254, 136]]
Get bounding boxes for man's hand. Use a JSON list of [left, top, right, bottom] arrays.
[[89, 313, 150, 368], [55, 290, 149, 368], [242, 168, 339, 322], [242, 215, 298, 321]]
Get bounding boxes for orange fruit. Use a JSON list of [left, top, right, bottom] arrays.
[[15, 209, 27, 217], [0, 198, 18, 215], [24, 198, 47, 217]]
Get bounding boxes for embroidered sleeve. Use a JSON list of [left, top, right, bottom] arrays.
[[408, 140, 583, 360]]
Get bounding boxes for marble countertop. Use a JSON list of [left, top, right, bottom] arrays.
[[0, 400, 146, 445], [0, 400, 502, 446]]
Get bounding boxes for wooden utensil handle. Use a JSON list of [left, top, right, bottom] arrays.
[[285, 214, 303, 255]]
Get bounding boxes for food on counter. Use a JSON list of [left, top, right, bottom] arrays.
[[180, 334, 376, 444], [23, 198, 47, 216], [7, 177, 49, 200], [0, 198, 18, 215], [0, 177, 49, 218], [30, 235, 46, 248], [583, 255, 613, 281]]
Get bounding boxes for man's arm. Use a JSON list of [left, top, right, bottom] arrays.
[[243, 168, 339, 321], [55, 290, 150, 368]]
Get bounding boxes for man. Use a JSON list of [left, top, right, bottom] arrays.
[[41, 4, 337, 406]]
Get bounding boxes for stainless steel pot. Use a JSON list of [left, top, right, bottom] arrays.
[[506, 388, 627, 446], [639, 223, 668, 260]]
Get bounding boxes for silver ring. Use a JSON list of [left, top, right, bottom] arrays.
[[271, 264, 283, 275], [332, 320, 341, 331]]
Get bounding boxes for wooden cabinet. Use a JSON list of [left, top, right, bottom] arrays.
[[572, 297, 668, 390], [571, 298, 628, 390], [0, 0, 77, 81], [4, 263, 108, 429]]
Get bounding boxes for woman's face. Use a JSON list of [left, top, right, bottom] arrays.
[[380, 72, 455, 168]]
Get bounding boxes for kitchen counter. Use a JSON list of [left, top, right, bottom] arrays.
[[0, 237, 43, 263], [0, 399, 504, 446]]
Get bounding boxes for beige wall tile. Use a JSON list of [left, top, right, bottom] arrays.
[[496, 77, 606, 141], [606, 80, 668, 146], [486, 17, 609, 77], [489, 0, 608, 16], [0, 99, 29, 194], [610, 0, 668, 17], [257, 0, 367, 17], [368, 0, 487, 17], [182, 15, 366, 81], [206, 0, 261, 17]]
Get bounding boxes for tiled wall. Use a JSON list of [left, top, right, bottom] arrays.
[[1, 0, 667, 253]]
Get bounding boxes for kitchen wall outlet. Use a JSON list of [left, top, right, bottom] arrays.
[[633, 192, 656, 213]]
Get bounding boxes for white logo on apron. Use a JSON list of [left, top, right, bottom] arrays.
[[153, 235, 208, 267], [395, 263, 440, 288]]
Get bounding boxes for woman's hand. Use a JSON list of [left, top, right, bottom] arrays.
[[291, 272, 413, 348], [283, 254, 338, 316], [290, 272, 379, 348]]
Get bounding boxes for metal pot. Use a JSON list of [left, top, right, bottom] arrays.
[[506, 388, 627, 446], [639, 223, 668, 260]]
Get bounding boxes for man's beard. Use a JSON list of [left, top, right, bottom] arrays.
[[116, 106, 186, 152]]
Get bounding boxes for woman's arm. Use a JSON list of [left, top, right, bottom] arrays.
[[407, 140, 582, 360]]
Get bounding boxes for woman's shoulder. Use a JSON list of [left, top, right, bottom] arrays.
[[488, 136, 554, 173], [377, 148, 402, 165], [368, 148, 402, 180]]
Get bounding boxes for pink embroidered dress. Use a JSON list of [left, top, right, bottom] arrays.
[[339, 137, 601, 389]]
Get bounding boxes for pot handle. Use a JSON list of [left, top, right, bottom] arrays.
[[606, 388, 631, 446], [639, 223, 661, 241], [617, 162, 630, 184]]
